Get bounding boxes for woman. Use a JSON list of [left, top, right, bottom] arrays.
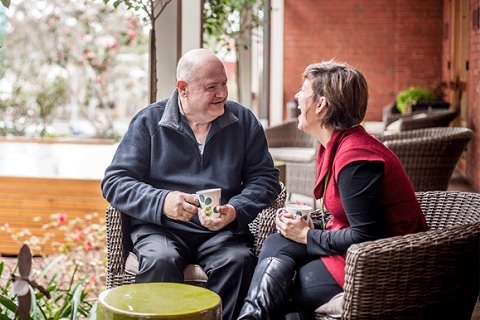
[[237, 60, 429, 320]]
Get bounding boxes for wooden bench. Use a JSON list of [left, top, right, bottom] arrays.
[[0, 176, 108, 255]]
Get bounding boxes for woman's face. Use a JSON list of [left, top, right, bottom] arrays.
[[295, 78, 318, 134]]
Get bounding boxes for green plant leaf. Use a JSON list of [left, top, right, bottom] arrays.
[[37, 255, 65, 281], [396, 86, 433, 114], [28, 288, 43, 320], [1, 0, 10, 9], [0, 295, 17, 313], [69, 285, 84, 320], [86, 301, 97, 320]]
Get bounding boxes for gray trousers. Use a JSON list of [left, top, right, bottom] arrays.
[[131, 224, 256, 320]]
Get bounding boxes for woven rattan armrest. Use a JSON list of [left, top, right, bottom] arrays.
[[340, 222, 480, 319]]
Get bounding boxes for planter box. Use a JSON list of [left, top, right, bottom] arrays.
[[411, 101, 451, 112], [0, 138, 116, 255], [0, 176, 109, 255]]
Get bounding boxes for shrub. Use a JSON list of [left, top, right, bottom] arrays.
[[396, 86, 433, 114], [0, 255, 96, 319], [395, 82, 448, 114]]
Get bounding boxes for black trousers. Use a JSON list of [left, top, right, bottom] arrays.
[[131, 224, 256, 320], [259, 233, 343, 312]]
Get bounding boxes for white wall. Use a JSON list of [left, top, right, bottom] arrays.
[[269, 0, 284, 126], [181, 0, 202, 55], [155, 1, 202, 101], [0, 142, 118, 179], [155, 3, 178, 101]]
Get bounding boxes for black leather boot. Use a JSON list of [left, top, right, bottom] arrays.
[[237, 257, 296, 320], [282, 309, 307, 320]]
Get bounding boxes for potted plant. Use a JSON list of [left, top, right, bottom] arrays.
[[395, 82, 449, 114]]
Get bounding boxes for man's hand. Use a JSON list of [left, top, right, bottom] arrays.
[[199, 204, 236, 231], [163, 191, 199, 221]]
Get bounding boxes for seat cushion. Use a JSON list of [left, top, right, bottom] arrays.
[[315, 292, 344, 318], [385, 119, 402, 132], [269, 147, 317, 163], [124, 252, 209, 282]]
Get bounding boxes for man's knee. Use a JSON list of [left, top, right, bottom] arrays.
[[223, 246, 256, 272], [135, 247, 184, 282]]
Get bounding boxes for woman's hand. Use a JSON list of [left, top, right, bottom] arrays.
[[276, 209, 311, 244]]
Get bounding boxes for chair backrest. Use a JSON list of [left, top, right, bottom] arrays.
[[264, 120, 317, 149], [377, 127, 474, 191], [397, 109, 458, 131], [341, 191, 480, 319], [383, 105, 457, 131], [105, 183, 287, 288]]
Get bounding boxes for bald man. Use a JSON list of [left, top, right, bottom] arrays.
[[102, 48, 281, 319]]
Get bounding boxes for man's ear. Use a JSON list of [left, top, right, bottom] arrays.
[[177, 80, 187, 96]]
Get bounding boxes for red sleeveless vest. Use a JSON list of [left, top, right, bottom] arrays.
[[314, 126, 428, 286]]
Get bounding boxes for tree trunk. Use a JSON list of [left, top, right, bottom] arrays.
[[149, 28, 157, 103]]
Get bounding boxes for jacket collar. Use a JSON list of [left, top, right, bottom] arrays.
[[159, 89, 238, 130]]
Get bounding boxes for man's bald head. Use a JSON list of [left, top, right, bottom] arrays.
[[176, 49, 224, 82]]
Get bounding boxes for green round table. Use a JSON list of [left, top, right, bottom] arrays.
[[96, 283, 222, 320]]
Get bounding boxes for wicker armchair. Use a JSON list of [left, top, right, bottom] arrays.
[[105, 183, 287, 289], [247, 191, 479, 319], [375, 127, 474, 191], [264, 120, 319, 205], [382, 102, 456, 131]]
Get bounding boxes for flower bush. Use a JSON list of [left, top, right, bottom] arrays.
[[0, 211, 107, 319]]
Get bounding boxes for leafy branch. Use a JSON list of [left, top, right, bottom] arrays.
[[103, 0, 173, 103]]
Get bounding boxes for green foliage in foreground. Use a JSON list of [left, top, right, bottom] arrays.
[[0, 257, 97, 320]]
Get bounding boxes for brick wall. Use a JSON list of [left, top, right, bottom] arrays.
[[283, 0, 444, 121], [283, 0, 479, 192]]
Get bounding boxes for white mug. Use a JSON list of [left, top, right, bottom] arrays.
[[284, 203, 313, 221], [196, 188, 221, 218]]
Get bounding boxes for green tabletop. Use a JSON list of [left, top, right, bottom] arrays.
[[97, 282, 222, 320]]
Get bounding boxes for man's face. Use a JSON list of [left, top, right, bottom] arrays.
[[181, 61, 228, 123]]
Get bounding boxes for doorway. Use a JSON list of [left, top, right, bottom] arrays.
[[449, 0, 470, 172]]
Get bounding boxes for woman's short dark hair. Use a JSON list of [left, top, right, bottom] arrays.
[[302, 60, 368, 130]]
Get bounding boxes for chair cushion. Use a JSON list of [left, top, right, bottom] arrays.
[[124, 252, 208, 282], [385, 119, 402, 132], [315, 292, 344, 318], [269, 147, 317, 163]]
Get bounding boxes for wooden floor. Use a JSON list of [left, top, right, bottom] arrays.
[[447, 169, 477, 192]]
